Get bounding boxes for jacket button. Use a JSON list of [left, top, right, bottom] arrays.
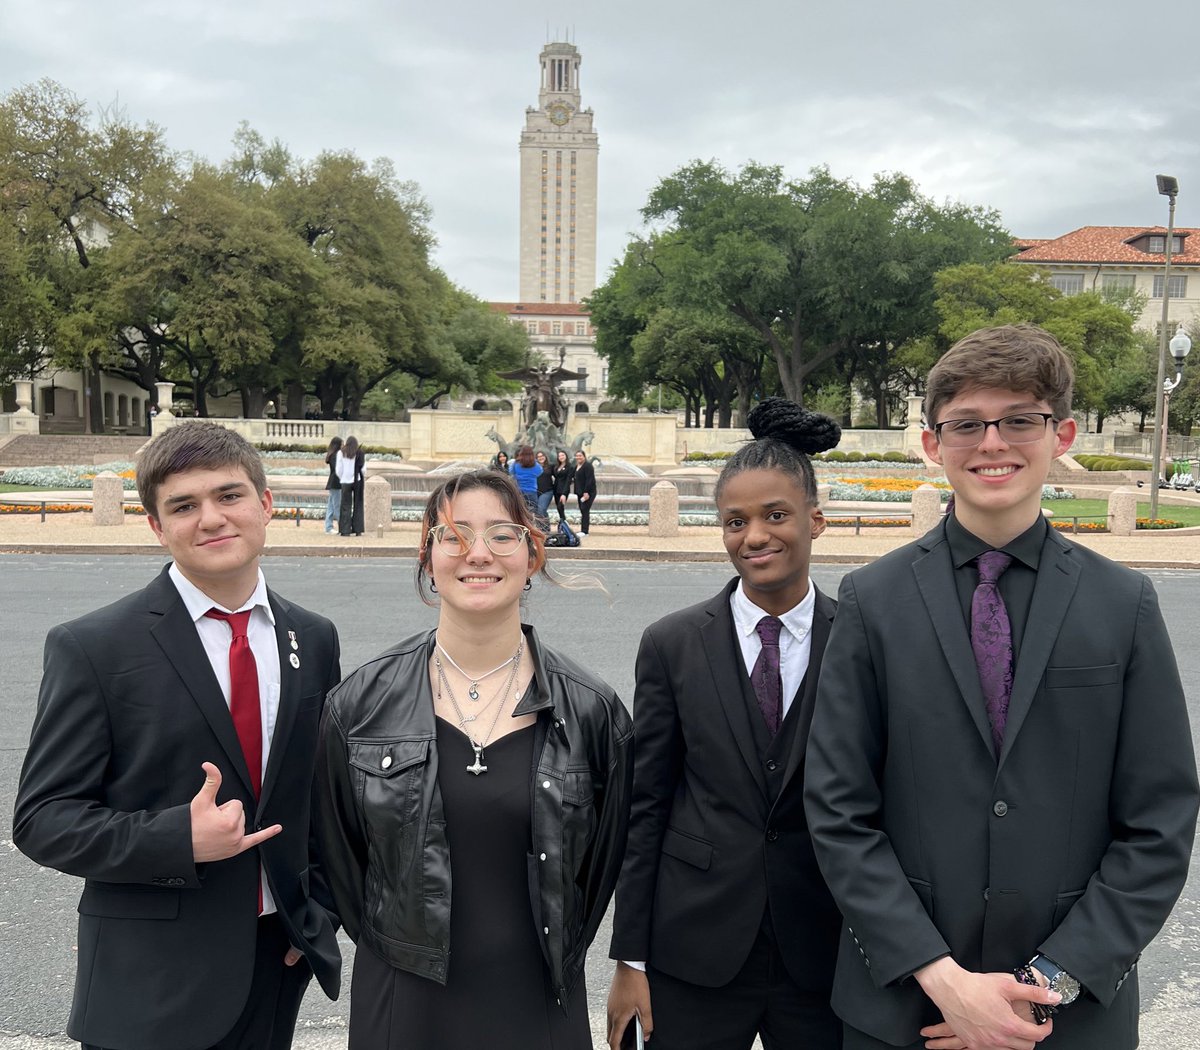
[[766, 828, 779, 842], [765, 759, 778, 771], [381, 755, 392, 769], [539, 853, 547, 861], [542, 780, 551, 790], [992, 800, 1008, 817], [544, 926, 550, 935]]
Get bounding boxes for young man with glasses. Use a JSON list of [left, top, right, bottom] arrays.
[[805, 324, 1198, 1050]]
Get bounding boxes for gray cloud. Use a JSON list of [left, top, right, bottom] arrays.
[[2, 0, 1198, 300]]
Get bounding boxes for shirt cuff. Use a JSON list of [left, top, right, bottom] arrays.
[[621, 960, 647, 972]]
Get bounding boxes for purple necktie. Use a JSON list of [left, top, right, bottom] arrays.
[[971, 551, 1014, 756], [752, 616, 783, 735]]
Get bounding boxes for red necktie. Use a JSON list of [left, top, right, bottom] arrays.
[[205, 608, 263, 912]]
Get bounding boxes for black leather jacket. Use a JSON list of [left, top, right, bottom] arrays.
[[315, 625, 633, 1007]]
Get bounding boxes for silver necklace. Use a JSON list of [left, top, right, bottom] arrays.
[[436, 640, 525, 775], [436, 640, 523, 701]]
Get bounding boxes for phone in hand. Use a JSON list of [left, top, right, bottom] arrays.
[[619, 1015, 644, 1050]]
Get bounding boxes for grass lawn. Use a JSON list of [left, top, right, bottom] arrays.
[[0, 482, 58, 493], [1043, 498, 1200, 527]]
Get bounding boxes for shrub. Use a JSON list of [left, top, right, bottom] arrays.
[[844, 451, 864, 462], [823, 450, 847, 461]]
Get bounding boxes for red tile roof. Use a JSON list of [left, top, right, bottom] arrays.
[[489, 301, 591, 317], [1013, 226, 1200, 266]]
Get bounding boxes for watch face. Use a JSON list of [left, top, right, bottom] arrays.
[[547, 102, 571, 126], [1050, 971, 1081, 1006]]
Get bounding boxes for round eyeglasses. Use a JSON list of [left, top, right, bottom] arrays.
[[428, 523, 530, 556], [933, 413, 1057, 448]]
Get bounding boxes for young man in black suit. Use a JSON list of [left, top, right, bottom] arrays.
[[14, 422, 342, 1050], [805, 325, 1199, 1049], [608, 400, 843, 1050]]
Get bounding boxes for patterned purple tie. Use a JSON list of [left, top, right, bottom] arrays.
[[752, 616, 784, 735], [971, 551, 1014, 755]]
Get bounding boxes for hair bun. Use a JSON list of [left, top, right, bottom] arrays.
[[746, 397, 841, 455]]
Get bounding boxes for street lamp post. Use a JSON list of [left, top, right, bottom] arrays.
[[1156, 330, 1193, 505], [1150, 174, 1180, 520]]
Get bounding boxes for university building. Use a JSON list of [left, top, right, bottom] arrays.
[[1012, 225, 1200, 336]]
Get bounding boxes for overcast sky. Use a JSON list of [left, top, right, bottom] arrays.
[[3, 0, 1198, 302]]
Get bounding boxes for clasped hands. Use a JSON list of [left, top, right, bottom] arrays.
[[917, 956, 1061, 1050]]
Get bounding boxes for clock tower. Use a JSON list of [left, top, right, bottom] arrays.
[[519, 40, 598, 303]]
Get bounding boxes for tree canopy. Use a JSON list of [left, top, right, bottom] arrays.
[[0, 82, 527, 419]]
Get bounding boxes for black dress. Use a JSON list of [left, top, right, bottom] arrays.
[[348, 719, 591, 1050]]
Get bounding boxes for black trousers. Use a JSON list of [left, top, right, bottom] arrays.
[[83, 914, 311, 1050], [645, 926, 841, 1050], [577, 494, 594, 533]]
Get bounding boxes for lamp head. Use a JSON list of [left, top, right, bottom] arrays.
[[1157, 174, 1179, 197], [1170, 328, 1193, 366]]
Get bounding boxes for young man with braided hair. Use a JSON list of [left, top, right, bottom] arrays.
[[805, 324, 1198, 1049]]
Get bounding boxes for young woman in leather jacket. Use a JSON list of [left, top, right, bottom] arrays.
[[316, 468, 633, 1049]]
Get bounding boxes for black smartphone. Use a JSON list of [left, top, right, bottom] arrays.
[[619, 1015, 644, 1050]]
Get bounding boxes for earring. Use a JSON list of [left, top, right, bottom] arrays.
[[524, 578, 532, 592], [429, 578, 438, 593]]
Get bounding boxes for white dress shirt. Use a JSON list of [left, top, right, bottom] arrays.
[[334, 450, 357, 485], [169, 563, 281, 914], [729, 578, 816, 718]]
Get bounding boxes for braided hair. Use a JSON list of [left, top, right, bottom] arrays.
[[715, 398, 841, 506]]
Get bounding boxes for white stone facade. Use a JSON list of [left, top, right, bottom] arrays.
[[518, 41, 598, 304]]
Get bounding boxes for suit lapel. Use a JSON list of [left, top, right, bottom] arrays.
[[779, 587, 835, 788], [146, 570, 257, 798], [258, 591, 301, 815], [912, 526, 996, 757], [700, 582, 769, 801], [998, 531, 1080, 770]]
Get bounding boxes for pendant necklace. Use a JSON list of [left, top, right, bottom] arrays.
[[436, 640, 523, 701], [437, 640, 524, 775]]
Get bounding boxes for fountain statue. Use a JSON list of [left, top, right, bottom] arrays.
[[487, 351, 597, 464]]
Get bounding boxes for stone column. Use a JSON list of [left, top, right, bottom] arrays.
[[648, 480, 679, 537], [364, 476, 392, 536], [9, 379, 40, 434], [91, 471, 125, 526], [910, 484, 943, 537], [155, 382, 176, 417], [1108, 488, 1137, 536], [903, 394, 925, 455]]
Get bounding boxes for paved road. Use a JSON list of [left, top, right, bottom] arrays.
[[3, 556, 1200, 1048]]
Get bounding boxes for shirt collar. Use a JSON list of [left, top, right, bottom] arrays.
[[946, 512, 1046, 572], [730, 577, 816, 642], [168, 563, 275, 624]]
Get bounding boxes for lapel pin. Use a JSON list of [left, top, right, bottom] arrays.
[[288, 630, 299, 651], [289, 652, 301, 669]]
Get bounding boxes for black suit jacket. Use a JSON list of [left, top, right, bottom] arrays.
[[13, 565, 342, 1050], [804, 521, 1199, 1048], [610, 579, 841, 990], [573, 460, 596, 500]]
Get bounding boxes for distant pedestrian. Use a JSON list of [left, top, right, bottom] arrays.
[[324, 436, 343, 534], [337, 436, 366, 537], [509, 444, 541, 519], [534, 450, 555, 528], [493, 450, 510, 474], [552, 449, 574, 522], [573, 450, 596, 536]]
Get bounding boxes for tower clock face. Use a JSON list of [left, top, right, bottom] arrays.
[[547, 102, 571, 126]]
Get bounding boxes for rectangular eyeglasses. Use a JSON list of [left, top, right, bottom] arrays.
[[429, 523, 530, 556], [934, 413, 1056, 448]]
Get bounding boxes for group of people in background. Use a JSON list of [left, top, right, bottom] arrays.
[[495, 444, 597, 536], [324, 435, 365, 536], [12, 323, 1199, 1050]]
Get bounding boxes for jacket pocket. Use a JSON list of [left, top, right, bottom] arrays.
[[906, 875, 934, 919], [661, 827, 713, 871], [350, 738, 429, 834], [79, 882, 181, 920], [1044, 664, 1120, 689], [1051, 888, 1086, 927]]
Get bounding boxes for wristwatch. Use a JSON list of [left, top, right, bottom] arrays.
[[1028, 954, 1081, 1007]]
